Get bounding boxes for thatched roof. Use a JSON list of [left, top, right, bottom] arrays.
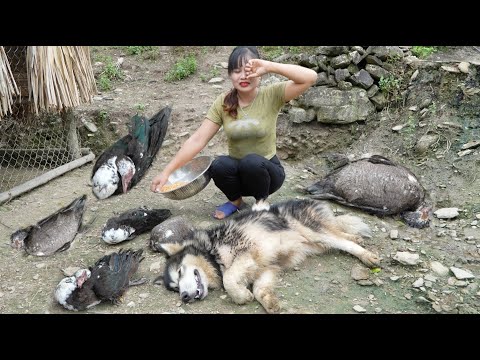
[[0, 46, 20, 118], [0, 46, 97, 120]]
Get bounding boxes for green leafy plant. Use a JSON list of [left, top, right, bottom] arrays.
[[379, 75, 401, 101], [97, 76, 112, 91], [210, 67, 220, 78], [97, 110, 109, 124], [124, 46, 160, 60], [97, 56, 124, 91], [165, 54, 197, 82], [385, 53, 403, 64], [201, 46, 215, 55], [402, 114, 419, 150], [135, 103, 146, 113], [411, 46, 438, 58], [287, 46, 303, 54], [200, 67, 222, 82], [125, 46, 151, 55]]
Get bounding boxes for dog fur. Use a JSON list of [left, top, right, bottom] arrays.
[[156, 199, 380, 314]]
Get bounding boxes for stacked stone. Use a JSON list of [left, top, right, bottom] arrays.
[[276, 46, 410, 124]]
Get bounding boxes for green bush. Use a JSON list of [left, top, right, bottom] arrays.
[[379, 75, 401, 101], [411, 46, 438, 58], [165, 54, 197, 82], [96, 56, 124, 91], [97, 76, 112, 91]]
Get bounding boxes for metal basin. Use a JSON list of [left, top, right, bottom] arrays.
[[159, 156, 213, 200]]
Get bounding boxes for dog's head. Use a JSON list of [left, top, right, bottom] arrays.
[[155, 232, 222, 303]]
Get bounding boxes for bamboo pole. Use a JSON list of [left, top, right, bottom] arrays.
[[63, 109, 81, 159], [0, 152, 95, 205]]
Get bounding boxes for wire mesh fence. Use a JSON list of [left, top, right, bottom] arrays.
[[0, 115, 80, 192], [0, 46, 82, 194]]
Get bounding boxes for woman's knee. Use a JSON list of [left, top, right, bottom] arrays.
[[238, 154, 266, 174], [210, 156, 238, 177]]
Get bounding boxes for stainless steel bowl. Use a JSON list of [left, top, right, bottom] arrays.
[[159, 156, 213, 200]]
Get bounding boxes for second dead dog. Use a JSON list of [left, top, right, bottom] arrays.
[[155, 198, 380, 314]]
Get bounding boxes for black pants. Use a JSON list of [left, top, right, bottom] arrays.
[[209, 154, 285, 202]]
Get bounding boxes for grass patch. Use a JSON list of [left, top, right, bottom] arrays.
[[124, 46, 160, 60], [259, 46, 315, 61]]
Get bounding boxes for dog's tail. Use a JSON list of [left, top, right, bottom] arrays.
[[334, 214, 372, 238]]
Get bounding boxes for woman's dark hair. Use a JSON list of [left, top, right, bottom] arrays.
[[223, 46, 260, 118]]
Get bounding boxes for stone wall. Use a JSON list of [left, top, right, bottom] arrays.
[[271, 46, 411, 125]]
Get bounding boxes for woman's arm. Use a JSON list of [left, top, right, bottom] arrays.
[[150, 119, 220, 192], [245, 59, 317, 102]]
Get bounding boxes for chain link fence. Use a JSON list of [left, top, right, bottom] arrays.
[[0, 46, 86, 198]]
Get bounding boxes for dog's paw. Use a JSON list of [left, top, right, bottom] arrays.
[[255, 288, 281, 314], [245, 291, 255, 303], [252, 200, 270, 212], [263, 297, 281, 314], [360, 251, 381, 268], [230, 289, 254, 304]]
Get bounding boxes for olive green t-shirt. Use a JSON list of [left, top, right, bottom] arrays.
[[206, 81, 287, 160]]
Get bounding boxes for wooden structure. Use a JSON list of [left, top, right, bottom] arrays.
[[0, 46, 98, 204]]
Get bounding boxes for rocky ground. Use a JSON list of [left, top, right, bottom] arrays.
[[0, 46, 478, 314]]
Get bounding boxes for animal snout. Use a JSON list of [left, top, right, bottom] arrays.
[[181, 291, 192, 303]]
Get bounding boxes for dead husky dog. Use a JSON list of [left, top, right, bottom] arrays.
[[157, 199, 380, 314]]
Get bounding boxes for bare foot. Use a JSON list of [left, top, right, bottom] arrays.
[[213, 209, 228, 220]]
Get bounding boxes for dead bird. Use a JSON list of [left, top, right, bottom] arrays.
[[92, 106, 170, 200], [306, 155, 431, 228], [54, 248, 145, 311], [10, 195, 87, 256], [102, 208, 172, 244], [149, 215, 195, 253]]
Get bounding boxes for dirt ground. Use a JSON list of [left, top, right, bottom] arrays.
[[0, 46, 479, 314]]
